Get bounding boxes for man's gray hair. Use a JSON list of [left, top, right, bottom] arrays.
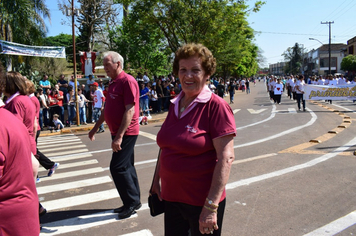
[[103, 51, 124, 69]]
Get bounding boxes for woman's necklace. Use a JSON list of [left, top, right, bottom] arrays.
[[180, 97, 194, 113]]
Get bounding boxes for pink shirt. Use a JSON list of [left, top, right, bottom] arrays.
[[4, 93, 37, 155], [104, 71, 140, 136], [30, 94, 40, 129], [0, 108, 40, 236], [156, 86, 236, 206]]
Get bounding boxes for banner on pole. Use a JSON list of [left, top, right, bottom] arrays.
[[0, 40, 66, 58], [305, 84, 356, 100]]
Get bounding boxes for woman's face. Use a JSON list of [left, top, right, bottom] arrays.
[[178, 55, 209, 98]]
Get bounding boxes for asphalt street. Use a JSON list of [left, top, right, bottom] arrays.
[[37, 81, 356, 236]]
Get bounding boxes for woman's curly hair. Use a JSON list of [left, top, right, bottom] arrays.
[[173, 43, 216, 77]]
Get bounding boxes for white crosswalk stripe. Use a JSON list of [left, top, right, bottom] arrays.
[[37, 176, 112, 195], [39, 144, 87, 153], [38, 159, 98, 172], [37, 141, 83, 149], [42, 189, 119, 211], [37, 133, 152, 235], [38, 167, 104, 182]]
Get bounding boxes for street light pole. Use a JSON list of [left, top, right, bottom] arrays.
[[72, 0, 80, 126], [309, 38, 324, 76], [309, 38, 323, 45], [321, 21, 334, 75]]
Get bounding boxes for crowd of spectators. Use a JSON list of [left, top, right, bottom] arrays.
[[34, 72, 261, 129]]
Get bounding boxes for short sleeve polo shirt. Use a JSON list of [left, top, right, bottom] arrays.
[[156, 85, 236, 206], [104, 71, 140, 136]]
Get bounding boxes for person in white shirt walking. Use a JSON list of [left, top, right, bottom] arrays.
[[273, 78, 284, 104], [92, 82, 105, 133], [296, 75, 306, 111]]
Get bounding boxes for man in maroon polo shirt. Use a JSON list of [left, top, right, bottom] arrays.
[[88, 51, 141, 219]]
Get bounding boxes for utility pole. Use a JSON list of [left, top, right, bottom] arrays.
[[321, 21, 334, 75], [69, 1, 80, 126]]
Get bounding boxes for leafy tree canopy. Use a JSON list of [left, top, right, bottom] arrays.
[[282, 42, 305, 75], [341, 55, 356, 73], [112, 0, 264, 78]]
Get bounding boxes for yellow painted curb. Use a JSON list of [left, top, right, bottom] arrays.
[[328, 131, 338, 134], [309, 139, 321, 143]]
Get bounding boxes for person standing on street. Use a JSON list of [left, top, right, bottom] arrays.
[[296, 75, 306, 111], [245, 78, 250, 94], [216, 79, 225, 98], [273, 78, 283, 104], [88, 51, 141, 219], [92, 82, 105, 133]]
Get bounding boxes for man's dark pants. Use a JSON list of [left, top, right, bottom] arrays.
[[110, 135, 140, 207]]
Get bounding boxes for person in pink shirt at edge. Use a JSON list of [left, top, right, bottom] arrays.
[[2, 72, 39, 180], [25, 79, 59, 181], [88, 51, 141, 220], [151, 43, 236, 236], [0, 68, 40, 235]]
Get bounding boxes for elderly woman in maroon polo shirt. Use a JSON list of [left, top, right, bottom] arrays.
[[152, 43, 236, 235], [0, 67, 40, 235]]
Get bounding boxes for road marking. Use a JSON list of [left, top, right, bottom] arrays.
[[227, 136, 356, 190], [40, 211, 138, 236], [274, 108, 297, 114], [50, 153, 93, 162], [45, 149, 89, 157], [86, 142, 157, 155], [38, 167, 104, 182], [42, 189, 119, 211], [39, 144, 87, 153], [233, 109, 241, 114], [38, 134, 75, 139], [247, 108, 266, 114], [37, 141, 82, 149], [119, 230, 154, 236], [288, 108, 297, 113], [332, 104, 356, 113], [38, 134, 78, 141], [37, 176, 112, 195], [37, 138, 81, 145], [234, 108, 317, 148], [38, 136, 78, 141], [304, 210, 356, 236], [103, 159, 158, 171], [232, 153, 278, 165], [236, 104, 276, 130], [38, 159, 98, 172], [38, 136, 356, 235], [139, 131, 157, 141]]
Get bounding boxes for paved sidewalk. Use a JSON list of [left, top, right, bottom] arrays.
[[39, 111, 168, 137]]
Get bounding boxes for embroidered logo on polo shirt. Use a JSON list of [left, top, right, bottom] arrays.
[[185, 125, 197, 133], [109, 93, 118, 99]]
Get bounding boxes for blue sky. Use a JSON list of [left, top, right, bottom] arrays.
[[45, 0, 356, 67]]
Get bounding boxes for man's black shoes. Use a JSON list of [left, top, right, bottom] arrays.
[[115, 202, 142, 219]]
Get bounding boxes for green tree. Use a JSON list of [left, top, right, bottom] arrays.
[[44, 33, 77, 69], [108, 18, 172, 75], [0, 0, 50, 44], [282, 43, 305, 75], [112, 0, 264, 78], [0, 0, 50, 70], [341, 55, 356, 75]]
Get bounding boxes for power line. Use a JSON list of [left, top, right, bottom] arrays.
[[254, 31, 328, 37]]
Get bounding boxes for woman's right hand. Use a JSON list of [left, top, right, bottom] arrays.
[[150, 178, 162, 201]]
